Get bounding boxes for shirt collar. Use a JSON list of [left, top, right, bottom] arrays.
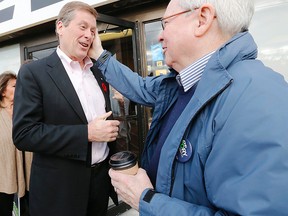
[[56, 47, 93, 71], [176, 51, 215, 92]]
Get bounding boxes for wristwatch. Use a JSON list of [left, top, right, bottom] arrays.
[[97, 50, 111, 66], [143, 189, 157, 203]]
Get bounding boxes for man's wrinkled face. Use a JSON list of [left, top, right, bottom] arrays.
[[158, 0, 199, 72]]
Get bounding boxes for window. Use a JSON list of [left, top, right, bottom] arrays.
[[144, 21, 169, 77]]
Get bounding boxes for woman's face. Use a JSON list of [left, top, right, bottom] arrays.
[[2, 78, 16, 102]]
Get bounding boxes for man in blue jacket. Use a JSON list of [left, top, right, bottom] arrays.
[[89, 0, 288, 215]]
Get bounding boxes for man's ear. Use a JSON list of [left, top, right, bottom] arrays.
[[194, 4, 216, 37], [56, 21, 63, 36]]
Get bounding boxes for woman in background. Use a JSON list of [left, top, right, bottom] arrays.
[[0, 71, 25, 216]]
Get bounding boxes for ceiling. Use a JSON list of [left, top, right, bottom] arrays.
[[96, 0, 168, 14], [0, 0, 169, 46]]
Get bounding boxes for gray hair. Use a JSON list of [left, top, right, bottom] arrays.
[[179, 0, 255, 36], [55, 1, 98, 38]]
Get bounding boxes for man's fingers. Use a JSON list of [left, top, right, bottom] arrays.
[[97, 111, 112, 120]]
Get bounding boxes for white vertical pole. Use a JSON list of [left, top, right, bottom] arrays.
[[18, 196, 21, 216]]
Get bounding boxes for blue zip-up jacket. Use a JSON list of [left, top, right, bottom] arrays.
[[95, 32, 288, 215]]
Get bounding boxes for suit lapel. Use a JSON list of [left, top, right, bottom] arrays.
[[91, 66, 112, 118], [46, 52, 87, 123]]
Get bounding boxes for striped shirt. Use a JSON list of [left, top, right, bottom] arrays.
[[176, 51, 215, 92]]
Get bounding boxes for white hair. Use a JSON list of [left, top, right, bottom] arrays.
[[179, 0, 255, 36]]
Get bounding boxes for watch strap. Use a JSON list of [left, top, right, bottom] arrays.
[[143, 189, 156, 203], [97, 50, 111, 66]]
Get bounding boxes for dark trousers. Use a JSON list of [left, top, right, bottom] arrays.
[[0, 192, 14, 216], [20, 191, 30, 216], [87, 159, 111, 216]]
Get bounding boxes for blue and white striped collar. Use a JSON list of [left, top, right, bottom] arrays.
[[176, 51, 215, 92]]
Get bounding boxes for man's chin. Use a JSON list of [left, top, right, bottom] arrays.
[[74, 52, 88, 62], [164, 59, 172, 68]]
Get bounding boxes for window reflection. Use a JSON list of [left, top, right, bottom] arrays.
[[144, 21, 169, 77], [32, 47, 56, 60]]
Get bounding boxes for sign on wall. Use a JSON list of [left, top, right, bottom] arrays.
[[0, 0, 118, 37]]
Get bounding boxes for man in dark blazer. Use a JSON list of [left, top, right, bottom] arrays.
[[12, 2, 120, 216]]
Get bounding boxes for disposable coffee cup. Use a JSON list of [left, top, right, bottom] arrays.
[[109, 151, 138, 175]]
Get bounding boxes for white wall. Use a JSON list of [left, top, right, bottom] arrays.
[[0, 44, 21, 74], [251, 0, 288, 81]]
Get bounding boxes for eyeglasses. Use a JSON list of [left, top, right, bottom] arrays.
[[161, 8, 199, 30]]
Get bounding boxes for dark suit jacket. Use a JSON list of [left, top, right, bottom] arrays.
[[12, 51, 118, 216]]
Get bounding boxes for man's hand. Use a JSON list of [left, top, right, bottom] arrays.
[[88, 30, 104, 60], [109, 168, 154, 211], [88, 111, 120, 142], [112, 88, 125, 104]]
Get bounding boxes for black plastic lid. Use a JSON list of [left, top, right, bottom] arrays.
[[109, 151, 137, 170]]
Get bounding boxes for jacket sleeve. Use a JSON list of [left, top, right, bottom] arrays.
[[95, 52, 166, 107], [139, 189, 218, 216]]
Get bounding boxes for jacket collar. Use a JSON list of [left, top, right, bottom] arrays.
[[193, 32, 257, 111]]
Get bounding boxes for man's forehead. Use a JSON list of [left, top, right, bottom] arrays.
[[164, 0, 182, 16]]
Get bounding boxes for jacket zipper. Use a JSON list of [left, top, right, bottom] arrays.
[[168, 79, 233, 196], [169, 159, 176, 196]]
